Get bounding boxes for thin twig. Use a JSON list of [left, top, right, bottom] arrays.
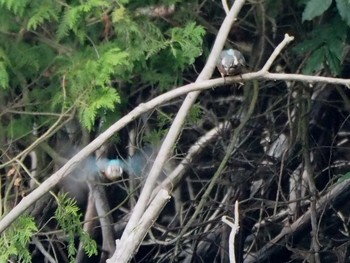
[[32, 237, 57, 263], [151, 121, 231, 197], [222, 200, 240, 263], [222, 0, 230, 15], [261, 34, 294, 72]]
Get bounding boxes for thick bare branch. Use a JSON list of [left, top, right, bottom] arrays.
[[107, 189, 171, 263], [114, 0, 247, 258]]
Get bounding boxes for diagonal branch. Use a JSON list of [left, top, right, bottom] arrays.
[[113, 1, 247, 260]]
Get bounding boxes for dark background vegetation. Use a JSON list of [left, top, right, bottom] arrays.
[[1, 0, 350, 262]]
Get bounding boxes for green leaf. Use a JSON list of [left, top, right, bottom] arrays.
[[81, 232, 98, 257], [142, 69, 175, 91], [335, 0, 350, 26], [294, 17, 346, 75], [302, 0, 332, 21], [325, 47, 341, 76], [0, 61, 9, 89], [337, 171, 350, 183], [327, 38, 343, 61], [302, 47, 325, 75]]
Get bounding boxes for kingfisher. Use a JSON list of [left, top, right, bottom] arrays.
[[97, 158, 125, 181], [216, 49, 246, 77]]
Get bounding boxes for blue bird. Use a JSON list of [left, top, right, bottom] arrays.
[[96, 158, 125, 181], [97, 154, 149, 181], [96, 146, 169, 181], [216, 49, 246, 77]]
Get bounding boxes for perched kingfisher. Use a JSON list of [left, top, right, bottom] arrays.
[[216, 49, 246, 77]]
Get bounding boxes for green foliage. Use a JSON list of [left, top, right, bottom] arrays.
[[0, 47, 9, 90], [0, 0, 30, 16], [112, 8, 168, 59], [144, 110, 172, 144], [112, 8, 167, 66], [293, 17, 346, 76], [112, 6, 204, 90], [6, 115, 34, 139], [0, 215, 37, 263], [335, 0, 350, 26], [0, 61, 9, 89], [55, 46, 131, 130], [144, 128, 168, 144], [157, 110, 174, 128], [337, 171, 350, 183], [57, 0, 109, 41], [0, 8, 205, 261], [0, 0, 205, 139], [79, 86, 121, 131], [27, 2, 60, 30], [186, 103, 203, 125], [302, 0, 332, 22], [140, 22, 205, 90], [302, 0, 350, 27], [167, 22, 205, 68], [55, 193, 97, 262], [295, 0, 350, 75]]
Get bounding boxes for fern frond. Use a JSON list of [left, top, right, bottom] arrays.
[[79, 86, 120, 130], [57, 6, 81, 40], [168, 22, 205, 66], [55, 193, 97, 262], [78, 0, 108, 12], [57, 0, 109, 40], [27, 4, 59, 30], [0, 215, 37, 263], [0, 0, 30, 16], [98, 48, 130, 84]]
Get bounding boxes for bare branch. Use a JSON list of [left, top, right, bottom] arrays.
[[152, 121, 231, 197], [107, 189, 171, 263], [222, 0, 230, 15], [115, 0, 247, 255], [261, 34, 294, 72], [222, 200, 240, 263]]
